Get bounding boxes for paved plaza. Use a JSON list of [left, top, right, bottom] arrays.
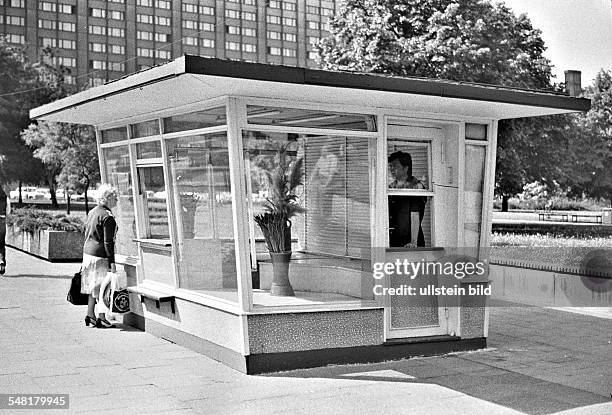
[[0, 246, 610, 414]]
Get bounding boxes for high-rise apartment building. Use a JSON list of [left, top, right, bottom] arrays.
[[0, 0, 336, 88]]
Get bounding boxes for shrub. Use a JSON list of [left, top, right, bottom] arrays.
[[491, 232, 612, 248], [490, 232, 612, 272], [492, 223, 612, 238], [494, 196, 602, 211], [6, 207, 85, 233]]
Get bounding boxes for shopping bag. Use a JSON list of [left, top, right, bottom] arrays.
[[112, 271, 127, 291], [101, 271, 130, 314], [110, 289, 130, 313], [67, 271, 89, 305]]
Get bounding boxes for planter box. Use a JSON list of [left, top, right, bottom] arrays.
[[6, 225, 85, 261]]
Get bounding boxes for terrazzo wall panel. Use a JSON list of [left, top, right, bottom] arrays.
[[247, 309, 384, 354], [459, 281, 487, 338]]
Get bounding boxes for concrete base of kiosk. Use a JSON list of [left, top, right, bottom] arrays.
[[124, 300, 486, 374]]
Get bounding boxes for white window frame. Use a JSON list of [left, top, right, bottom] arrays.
[[59, 22, 76, 32], [58, 39, 76, 49], [38, 1, 56, 12], [110, 44, 125, 55], [58, 4, 74, 13], [201, 38, 214, 48], [109, 28, 125, 37]]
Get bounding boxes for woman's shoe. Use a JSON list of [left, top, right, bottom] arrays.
[[84, 315, 96, 327], [96, 317, 115, 328]]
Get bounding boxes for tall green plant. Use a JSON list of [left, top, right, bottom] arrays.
[[253, 145, 305, 253]]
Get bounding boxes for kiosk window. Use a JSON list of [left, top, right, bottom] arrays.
[[387, 142, 432, 248], [102, 145, 137, 256], [100, 126, 127, 144], [138, 165, 169, 239], [166, 133, 238, 296]]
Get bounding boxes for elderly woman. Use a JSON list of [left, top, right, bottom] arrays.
[[82, 184, 118, 328]]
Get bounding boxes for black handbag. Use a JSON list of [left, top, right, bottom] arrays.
[[67, 271, 89, 305]]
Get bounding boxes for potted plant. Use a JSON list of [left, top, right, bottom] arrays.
[[253, 146, 304, 296]]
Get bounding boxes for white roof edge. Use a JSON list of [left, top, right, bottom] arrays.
[[30, 56, 187, 121]]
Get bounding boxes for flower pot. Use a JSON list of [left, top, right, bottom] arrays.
[[269, 251, 294, 296]]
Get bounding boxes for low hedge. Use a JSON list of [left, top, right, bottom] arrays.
[[492, 223, 612, 238], [6, 207, 85, 233], [490, 232, 612, 277]]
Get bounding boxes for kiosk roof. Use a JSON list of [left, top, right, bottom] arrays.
[[30, 55, 590, 126]]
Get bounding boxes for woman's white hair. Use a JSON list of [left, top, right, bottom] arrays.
[[96, 184, 118, 205]]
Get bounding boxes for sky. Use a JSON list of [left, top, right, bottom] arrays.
[[501, 0, 612, 86]]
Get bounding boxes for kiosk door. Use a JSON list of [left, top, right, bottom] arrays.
[[384, 248, 449, 338], [384, 124, 449, 339]]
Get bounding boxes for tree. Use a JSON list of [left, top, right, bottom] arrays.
[[0, 41, 74, 202], [0, 40, 44, 193], [318, 0, 552, 88], [568, 69, 612, 205], [495, 113, 582, 211], [21, 121, 99, 213], [317, 0, 578, 211], [56, 124, 99, 213], [21, 122, 65, 207]]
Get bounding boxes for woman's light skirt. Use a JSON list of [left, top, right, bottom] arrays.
[[80, 254, 109, 299]]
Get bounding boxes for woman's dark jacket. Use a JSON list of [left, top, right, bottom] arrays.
[[83, 205, 117, 264]]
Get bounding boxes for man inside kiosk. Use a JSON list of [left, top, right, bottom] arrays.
[[388, 151, 427, 248]]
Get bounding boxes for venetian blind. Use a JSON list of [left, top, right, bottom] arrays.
[[303, 136, 371, 257]]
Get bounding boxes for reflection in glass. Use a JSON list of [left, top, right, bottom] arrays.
[[243, 131, 372, 306], [464, 145, 486, 247], [166, 133, 237, 300], [136, 141, 162, 159], [465, 123, 487, 141], [102, 146, 137, 256], [100, 126, 127, 144], [137, 166, 169, 239], [163, 106, 227, 133], [246, 106, 377, 131], [131, 119, 160, 138]]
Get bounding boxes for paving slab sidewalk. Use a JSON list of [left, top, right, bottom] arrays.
[[0, 246, 611, 415]]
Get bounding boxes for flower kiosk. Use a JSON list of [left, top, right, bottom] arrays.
[[31, 56, 589, 373]]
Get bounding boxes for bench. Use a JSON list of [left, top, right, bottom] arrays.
[[127, 286, 176, 314], [538, 213, 568, 222], [571, 214, 603, 223]]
